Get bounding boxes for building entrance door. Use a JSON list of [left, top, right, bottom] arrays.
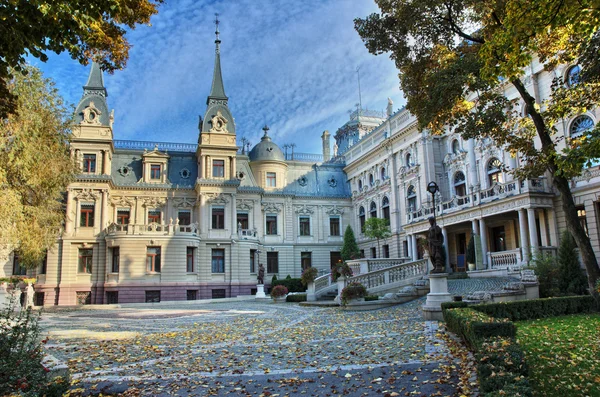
[[456, 233, 467, 272], [330, 251, 342, 271]]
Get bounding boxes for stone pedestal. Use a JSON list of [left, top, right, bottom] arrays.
[[255, 284, 266, 299], [422, 273, 452, 321]]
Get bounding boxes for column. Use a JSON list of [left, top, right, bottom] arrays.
[[546, 209, 559, 247], [75, 199, 81, 233], [411, 234, 418, 261], [442, 227, 451, 273], [231, 194, 237, 238], [471, 218, 479, 235], [518, 209, 530, 263], [479, 218, 488, 268], [102, 150, 108, 174], [467, 138, 478, 187], [407, 236, 412, 260], [231, 156, 237, 179], [65, 190, 74, 234], [539, 209, 549, 247], [527, 208, 539, 258], [389, 152, 400, 233], [101, 190, 108, 231]]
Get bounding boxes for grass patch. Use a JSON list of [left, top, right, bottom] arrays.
[[516, 313, 600, 397]]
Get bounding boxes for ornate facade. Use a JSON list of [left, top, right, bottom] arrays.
[[2, 35, 598, 306]]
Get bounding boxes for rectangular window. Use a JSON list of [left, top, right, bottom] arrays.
[[83, 154, 96, 173], [212, 159, 225, 178], [212, 289, 226, 299], [237, 213, 249, 229], [266, 172, 276, 187], [117, 209, 130, 225], [178, 210, 191, 225], [111, 247, 120, 273], [299, 216, 311, 236], [250, 249, 257, 273], [383, 244, 390, 259], [12, 255, 27, 276], [145, 290, 160, 303], [267, 252, 279, 274], [186, 247, 195, 272], [371, 247, 377, 258], [187, 290, 197, 301], [40, 254, 47, 275], [150, 164, 161, 179], [78, 248, 93, 273], [80, 203, 95, 227], [148, 210, 161, 224], [146, 247, 161, 273], [266, 215, 277, 235], [212, 207, 225, 229], [329, 217, 340, 236], [360, 214, 366, 233], [212, 248, 225, 273], [577, 207, 589, 237], [360, 249, 365, 259], [106, 291, 119, 304], [301, 252, 312, 271], [34, 292, 45, 306]]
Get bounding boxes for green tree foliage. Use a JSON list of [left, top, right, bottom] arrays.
[[532, 254, 560, 298], [364, 217, 391, 258], [355, 0, 600, 292], [557, 231, 588, 295], [466, 233, 476, 264], [0, 66, 77, 268], [340, 225, 360, 261], [0, 0, 163, 118]]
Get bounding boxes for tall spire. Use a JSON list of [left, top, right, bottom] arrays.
[[207, 13, 227, 105], [75, 61, 110, 126]]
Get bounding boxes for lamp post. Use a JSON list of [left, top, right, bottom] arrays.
[[427, 181, 439, 219]]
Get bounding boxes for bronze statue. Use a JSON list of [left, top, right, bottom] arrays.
[[257, 263, 265, 284], [428, 217, 445, 273]]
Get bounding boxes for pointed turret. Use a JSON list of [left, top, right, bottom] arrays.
[[200, 14, 235, 135], [74, 61, 111, 127]]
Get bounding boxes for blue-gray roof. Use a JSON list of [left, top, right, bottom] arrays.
[[249, 130, 285, 162]]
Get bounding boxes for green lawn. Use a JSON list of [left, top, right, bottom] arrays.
[[516, 313, 600, 397]]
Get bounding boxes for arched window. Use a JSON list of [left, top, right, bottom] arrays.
[[358, 179, 363, 190], [452, 139, 460, 154], [487, 158, 504, 186], [359, 206, 366, 233], [369, 173, 374, 186], [370, 201, 377, 218], [381, 166, 386, 180], [570, 115, 594, 139], [567, 65, 581, 87], [407, 185, 417, 212], [454, 171, 466, 197], [406, 153, 412, 167], [382, 196, 390, 221]]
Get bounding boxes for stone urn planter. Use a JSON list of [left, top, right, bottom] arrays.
[[273, 296, 287, 303], [270, 285, 288, 303], [468, 262, 476, 271]]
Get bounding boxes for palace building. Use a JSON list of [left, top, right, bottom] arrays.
[[3, 32, 599, 306]]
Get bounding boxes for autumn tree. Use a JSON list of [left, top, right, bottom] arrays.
[[0, 66, 77, 268], [364, 217, 391, 258], [0, 0, 162, 119], [355, 0, 600, 293]]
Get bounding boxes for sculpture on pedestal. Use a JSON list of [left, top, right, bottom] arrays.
[[428, 217, 445, 273], [257, 263, 265, 284]]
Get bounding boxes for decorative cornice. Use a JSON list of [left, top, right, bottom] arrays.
[[262, 202, 282, 213], [172, 197, 197, 208], [75, 189, 100, 201], [294, 205, 315, 215]]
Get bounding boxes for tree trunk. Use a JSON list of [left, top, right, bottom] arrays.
[[512, 79, 600, 294]]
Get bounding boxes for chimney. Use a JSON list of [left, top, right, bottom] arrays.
[[321, 130, 331, 162]]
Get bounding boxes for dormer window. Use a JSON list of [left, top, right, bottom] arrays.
[[83, 154, 96, 173], [212, 160, 225, 178], [266, 172, 276, 187], [406, 153, 413, 167], [150, 164, 161, 180]]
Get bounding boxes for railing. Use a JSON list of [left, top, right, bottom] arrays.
[[284, 152, 324, 162], [347, 259, 428, 291], [488, 249, 522, 269], [238, 229, 258, 238], [538, 246, 558, 257], [106, 222, 198, 236], [480, 181, 518, 200], [313, 273, 334, 296], [114, 140, 197, 152], [345, 257, 410, 275], [349, 108, 387, 121]]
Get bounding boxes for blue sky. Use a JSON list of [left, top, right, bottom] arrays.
[[32, 0, 405, 154]]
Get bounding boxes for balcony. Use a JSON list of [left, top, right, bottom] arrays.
[[106, 222, 198, 236], [238, 228, 258, 240]]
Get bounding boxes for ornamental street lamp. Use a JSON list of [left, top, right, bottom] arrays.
[[427, 181, 440, 220]]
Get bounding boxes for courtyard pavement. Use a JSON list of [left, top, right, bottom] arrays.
[[40, 277, 515, 396]]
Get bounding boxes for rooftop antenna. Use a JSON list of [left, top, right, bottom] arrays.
[[214, 13, 221, 53], [356, 66, 363, 115]]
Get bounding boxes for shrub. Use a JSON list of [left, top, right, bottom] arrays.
[[341, 225, 360, 261], [270, 285, 288, 298], [531, 253, 560, 297], [0, 295, 68, 396], [466, 232, 476, 264], [340, 282, 367, 305], [332, 262, 353, 281], [300, 267, 318, 286], [286, 293, 307, 302], [557, 231, 588, 295], [272, 277, 305, 293], [364, 295, 379, 301], [444, 308, 515, 348], [471, 295, 597, 321]]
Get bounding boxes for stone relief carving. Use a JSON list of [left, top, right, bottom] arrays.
[[261, 202, 282, 213], [81, 101, 102, 125], [294, 205, 315, 215], [209, 110, 228, 133], [110, 196, 135, 207], [75, 189, 100, 201], [141, 197, 166, 208], [236, 199, 254, 211], [172, 197, 197, 208], [203, 193, 230, 205], [325, 206, 345, 215]]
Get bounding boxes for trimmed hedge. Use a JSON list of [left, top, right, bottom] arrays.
[[364, 295, 379, 301], [444, 308, 516, 348], [272, 277, 306, 293], [286, 293, 307, 302], [471, 295, 597, 321]]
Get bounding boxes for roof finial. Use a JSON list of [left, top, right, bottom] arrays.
[[214, 13, 221, 53], [262, 125, 270, 136]]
